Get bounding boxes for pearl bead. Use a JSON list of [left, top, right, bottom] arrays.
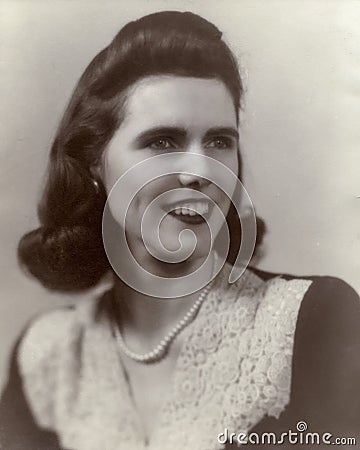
[[112, 253, 218, 363]]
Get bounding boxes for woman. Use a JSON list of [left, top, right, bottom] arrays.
[[1, 11, 359, 450]]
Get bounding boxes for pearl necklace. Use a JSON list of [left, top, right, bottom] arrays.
[[113, 253, 217, 363]]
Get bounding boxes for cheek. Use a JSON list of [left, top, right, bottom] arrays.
[[223, 149, 239, 175], [102, 150, 129, 193], [211, 151, 239, 221], [214, 196, 232, 225], [218, 151, 239, 196], [109, 178, 164, 234], [102, 158, 139, 228]]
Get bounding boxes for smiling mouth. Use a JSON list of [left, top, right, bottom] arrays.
[[165, 202, 211, 225]]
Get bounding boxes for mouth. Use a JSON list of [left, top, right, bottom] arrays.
[[164, 201, 212, 225]]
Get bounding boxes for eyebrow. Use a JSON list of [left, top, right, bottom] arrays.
[[134, 126, 239, 146], [134, 127, 187, 146], [204, 127, 239, 140]]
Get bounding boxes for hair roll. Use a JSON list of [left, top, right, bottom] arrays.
[[18, 225, 108, 292]]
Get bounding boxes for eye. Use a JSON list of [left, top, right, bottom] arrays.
[[148, 138, 174, 150], [205, 136, 234, 149]]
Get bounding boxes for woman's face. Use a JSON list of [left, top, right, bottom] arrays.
[[102, 75, 239, 264]]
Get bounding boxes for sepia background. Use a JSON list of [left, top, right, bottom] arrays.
[[1, 0, 359, 391]]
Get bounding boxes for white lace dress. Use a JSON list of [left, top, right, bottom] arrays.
[[18, 262, 312, 450]]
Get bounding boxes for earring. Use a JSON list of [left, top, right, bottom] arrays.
[[92, 179, 100, 193]]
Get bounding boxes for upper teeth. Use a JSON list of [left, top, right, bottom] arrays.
[[172, 202, 209, 216]]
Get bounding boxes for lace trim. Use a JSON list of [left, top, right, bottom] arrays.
[[18, 266, 312, 450]]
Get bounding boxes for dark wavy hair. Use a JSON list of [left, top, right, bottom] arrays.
[[18, 10, 264, 292]]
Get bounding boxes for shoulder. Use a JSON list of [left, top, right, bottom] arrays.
[[298, 274, 360, 319], [291, 275, 360, 360], [18, 292, 112, 380], [250, 266, 360, 322], [250, 267, 360, 363], [14, 293, 112, 430], [295, 277, 360, 432], [0, 332, 63, 450], [252, 268, 360, 431], [291, 274, 360, 372], [18, 304, 86, 377], [17, 291, 113, 377]]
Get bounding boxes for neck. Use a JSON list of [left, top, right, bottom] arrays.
[[112, 252, 215, 349]]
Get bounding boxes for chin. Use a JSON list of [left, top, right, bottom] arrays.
[[148, 233, 213, 265]]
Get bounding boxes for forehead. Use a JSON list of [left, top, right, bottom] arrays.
[[121, 75, 237, 132]]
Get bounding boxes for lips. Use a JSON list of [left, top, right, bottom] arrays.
[[163, 198, 212, 211], [170, 202, 209, 215], [163, 199, 213, 225]]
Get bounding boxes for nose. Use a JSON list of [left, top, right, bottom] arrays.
[[178, 172, 210, 188], [177, 150, 211, 188]]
